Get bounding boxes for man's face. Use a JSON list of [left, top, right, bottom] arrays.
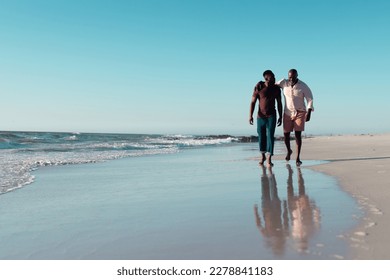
[[264, 74, 275, 85], [288, 71, 298, 83]]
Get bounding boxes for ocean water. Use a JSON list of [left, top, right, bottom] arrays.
[[0, 131, 251, 194]]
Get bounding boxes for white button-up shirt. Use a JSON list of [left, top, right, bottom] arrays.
[[277, 79, 314, 117]]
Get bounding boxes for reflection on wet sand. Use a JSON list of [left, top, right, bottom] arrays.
[[254, 166, 288, 256], [254, 164, 321, 256], [286, 164, 321, 252]]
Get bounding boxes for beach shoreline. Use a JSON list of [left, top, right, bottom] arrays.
[[1, 132, 388, 260], [0, 141, 358, 260], [273, 133, 390, 259]]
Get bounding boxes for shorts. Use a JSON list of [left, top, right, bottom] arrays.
[[283, 111, 306, 133]]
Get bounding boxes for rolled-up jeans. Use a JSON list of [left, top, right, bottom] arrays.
[[257, 114, 276, 155]]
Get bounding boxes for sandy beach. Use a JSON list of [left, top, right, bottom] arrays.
[[273, 133, 390, 259]]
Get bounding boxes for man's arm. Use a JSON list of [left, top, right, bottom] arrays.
[[249, 82, 262, 125], [303, 83, 314, 122], [306, 108, 312, 122], [249, 94, 257, 125], [276, 90, 283, 126], [275, 78, 286, 88]]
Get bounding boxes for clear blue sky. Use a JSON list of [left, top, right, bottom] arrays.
[[1, 0, 389, 135]]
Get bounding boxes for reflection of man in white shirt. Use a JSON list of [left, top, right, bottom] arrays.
[[276, 69, 314, 166]]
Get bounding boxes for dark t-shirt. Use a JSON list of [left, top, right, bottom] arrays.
[[252, 82, 281, 118]]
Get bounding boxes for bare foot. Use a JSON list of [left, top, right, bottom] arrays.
[[285, 149, 293, 161], [296, 159, 302, 166], [266, 155, 274, 167], [259, 154, 266, 165]]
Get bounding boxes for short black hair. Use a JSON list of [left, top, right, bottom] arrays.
[[289, 69, 298, 75], [263, 70, 274, 77]]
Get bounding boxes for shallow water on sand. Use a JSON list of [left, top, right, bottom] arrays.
[[0, 143, 361, 259]]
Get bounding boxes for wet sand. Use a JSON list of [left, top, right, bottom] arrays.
[[273, 133, 390, 259], [0, 143, 359, 260]]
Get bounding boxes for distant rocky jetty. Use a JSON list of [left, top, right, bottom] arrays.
[[194, 135, 293, 143], [164, 134, 312, 143], [235, 135, 287, 142]]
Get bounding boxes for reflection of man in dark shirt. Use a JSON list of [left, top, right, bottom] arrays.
[[254, 166, 288, 256], [249, 70, 282, 166]]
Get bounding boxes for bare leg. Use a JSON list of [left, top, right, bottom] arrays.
[[259, 152, 266, 165], [266, 154, 274, 167], [284, 132, 293, 161], [295, 131, 302, 166]]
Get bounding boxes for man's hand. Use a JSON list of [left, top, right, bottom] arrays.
[[277, 117, 282, 127], [249, 117, 254, 125], [306, 109, 312, 122]]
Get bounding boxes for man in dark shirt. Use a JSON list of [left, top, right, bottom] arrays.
[[249, 70, 282, 166]]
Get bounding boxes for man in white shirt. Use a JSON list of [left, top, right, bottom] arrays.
[[277, 69, 314, 166]]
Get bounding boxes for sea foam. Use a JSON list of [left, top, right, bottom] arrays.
[[0, 132, 239, 194]]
